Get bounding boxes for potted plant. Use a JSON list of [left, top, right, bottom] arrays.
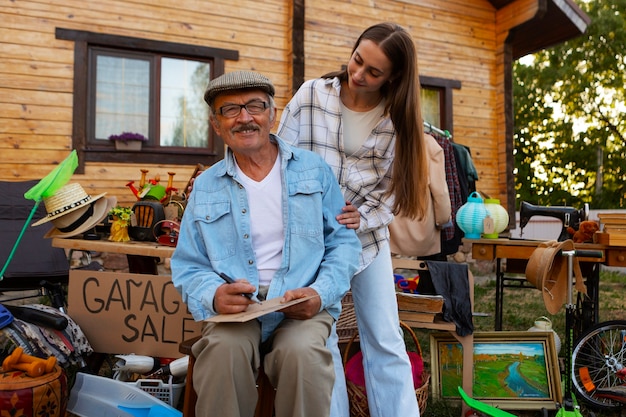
[[108, 132, 148, 151]]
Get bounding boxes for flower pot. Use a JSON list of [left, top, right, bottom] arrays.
[[114, 140, 143, 151], [109, 218, 130, 242]]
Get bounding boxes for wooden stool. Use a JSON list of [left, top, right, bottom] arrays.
[[179, 336, 275, 417], [180, 293, 356, 417]]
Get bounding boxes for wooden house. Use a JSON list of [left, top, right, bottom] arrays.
[[1, 0, 589, 213]]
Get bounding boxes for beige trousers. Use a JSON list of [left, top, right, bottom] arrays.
[[191, 311, 335, 417]]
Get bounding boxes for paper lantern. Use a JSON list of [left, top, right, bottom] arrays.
[[482, 198, 510, 238], [456, 192, 488, 239]]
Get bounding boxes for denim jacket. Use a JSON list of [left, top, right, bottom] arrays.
[[171, 135, 361, 341]]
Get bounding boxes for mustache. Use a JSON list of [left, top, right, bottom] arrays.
[[232, 123, 260, 133]]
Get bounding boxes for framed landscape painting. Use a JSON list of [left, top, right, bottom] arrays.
[[430, 331, 562, 410]]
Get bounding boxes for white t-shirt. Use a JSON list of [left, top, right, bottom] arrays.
[[340, 101, 385, 155], [235, 157, 284, 286]]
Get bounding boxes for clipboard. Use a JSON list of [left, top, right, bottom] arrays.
[[205, 295, 318, 323]]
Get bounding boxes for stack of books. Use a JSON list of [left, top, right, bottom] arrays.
[[596, 213, 626, 246], [396, 292, 444, 323]]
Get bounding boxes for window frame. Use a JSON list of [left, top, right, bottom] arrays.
[[56, 28, 239, 173], [419, 75, 462, 136]]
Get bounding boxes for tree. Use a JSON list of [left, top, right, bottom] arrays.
[[514, 0, 626, 209]]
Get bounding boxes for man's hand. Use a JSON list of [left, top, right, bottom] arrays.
[[280, 287, 321, 320], [213, 280, 257, 314], [336, 200, 360, 230]]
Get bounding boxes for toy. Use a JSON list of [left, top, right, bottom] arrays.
[[394, 273, 420, 294], [2, 347, 57, 377], [567, 220, 599, 243], [126, 170, 179, 203]]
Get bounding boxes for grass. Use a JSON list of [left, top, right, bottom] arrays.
[[411, 264, 626, 417]]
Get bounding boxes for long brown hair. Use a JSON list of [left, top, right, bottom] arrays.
[[323, 22, 428, 220]]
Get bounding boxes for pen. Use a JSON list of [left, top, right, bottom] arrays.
[[218, 272, 262, 304]]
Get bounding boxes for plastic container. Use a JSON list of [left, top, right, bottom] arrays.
[[127, 376, 185, 407], [68, 372, 182, 417], [528, 316, 562, 353]]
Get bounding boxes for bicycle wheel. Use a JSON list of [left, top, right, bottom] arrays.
[[571, 320, 626, 410]]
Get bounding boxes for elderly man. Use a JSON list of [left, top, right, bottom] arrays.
[[171, 71, 361, 417]]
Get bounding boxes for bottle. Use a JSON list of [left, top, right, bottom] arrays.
[[528, 316, 561, 353]]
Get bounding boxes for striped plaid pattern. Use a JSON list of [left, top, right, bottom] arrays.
[[278, 77, 396, 270]]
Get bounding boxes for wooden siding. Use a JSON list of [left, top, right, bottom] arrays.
[[1, 0, 291, 207], [1, 0, 540, 210], [305, 0, 508, 205]]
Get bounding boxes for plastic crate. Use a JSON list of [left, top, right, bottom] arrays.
[[127, 376, 185, 407]]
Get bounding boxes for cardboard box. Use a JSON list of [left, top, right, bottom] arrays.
[[68, 270, 202, 358]]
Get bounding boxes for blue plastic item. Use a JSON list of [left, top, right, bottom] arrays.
[[68, 372, 182, 417], [118, 404, 182, 417], [0, 304, 14, 329]]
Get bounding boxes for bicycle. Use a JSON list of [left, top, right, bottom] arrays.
[[571, 319, 626, 411], [460, 246, 626, 417]]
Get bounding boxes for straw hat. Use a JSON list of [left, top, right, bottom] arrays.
[[32, 183, 116, 239], [525, 239, 586, 314]]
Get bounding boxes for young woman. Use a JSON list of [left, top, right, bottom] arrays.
[[278, 22, 428, 417]]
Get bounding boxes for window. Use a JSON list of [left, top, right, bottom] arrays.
[[56, 28, 238, 172], [160, 58, 210, 148], [91, 51, 152, 145], [421, 87, 442, 128], [419, 75, 462, 137], [90, 50, 211, 148]]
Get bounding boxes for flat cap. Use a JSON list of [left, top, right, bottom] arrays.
[[204, 70, 275, 105]]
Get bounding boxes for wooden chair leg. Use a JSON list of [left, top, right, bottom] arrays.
[[255, 367, 275, 417], [180, 337, 199, 417]]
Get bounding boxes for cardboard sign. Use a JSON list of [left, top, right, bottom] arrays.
[[205, 295, 317, 323], [68, 270, 202, 358]]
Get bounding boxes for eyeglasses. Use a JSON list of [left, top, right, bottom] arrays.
[[218, 100, 269, 118]]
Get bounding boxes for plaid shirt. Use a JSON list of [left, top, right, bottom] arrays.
[[433, 134, 462, 241], [278, 77, 396, 270]]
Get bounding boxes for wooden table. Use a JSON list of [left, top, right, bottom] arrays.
[[466, 238, 626, 332], [52, 237, 175, 274]]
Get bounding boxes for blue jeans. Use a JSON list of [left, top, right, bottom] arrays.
[[329, 241, 420, 417]]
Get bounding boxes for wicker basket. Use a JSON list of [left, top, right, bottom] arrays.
[[342, 321, 429, 417], [337, 292, 359, 344]]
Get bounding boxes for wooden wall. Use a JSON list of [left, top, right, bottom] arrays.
[[1, 0, 291, 207], [1, 0, 532, 209]]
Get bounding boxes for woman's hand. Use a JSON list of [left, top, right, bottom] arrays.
[[336, 201, 360, 230], [185, 164, 205, 195]]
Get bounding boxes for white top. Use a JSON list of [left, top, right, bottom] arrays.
[[340, 101, 385, 155], [235, 156, 284, 286]]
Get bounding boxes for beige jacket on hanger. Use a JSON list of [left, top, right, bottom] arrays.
[[389, 134, 451, 257]]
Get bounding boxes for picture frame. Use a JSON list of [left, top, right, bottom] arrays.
[[430, 331, 562, 410]]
